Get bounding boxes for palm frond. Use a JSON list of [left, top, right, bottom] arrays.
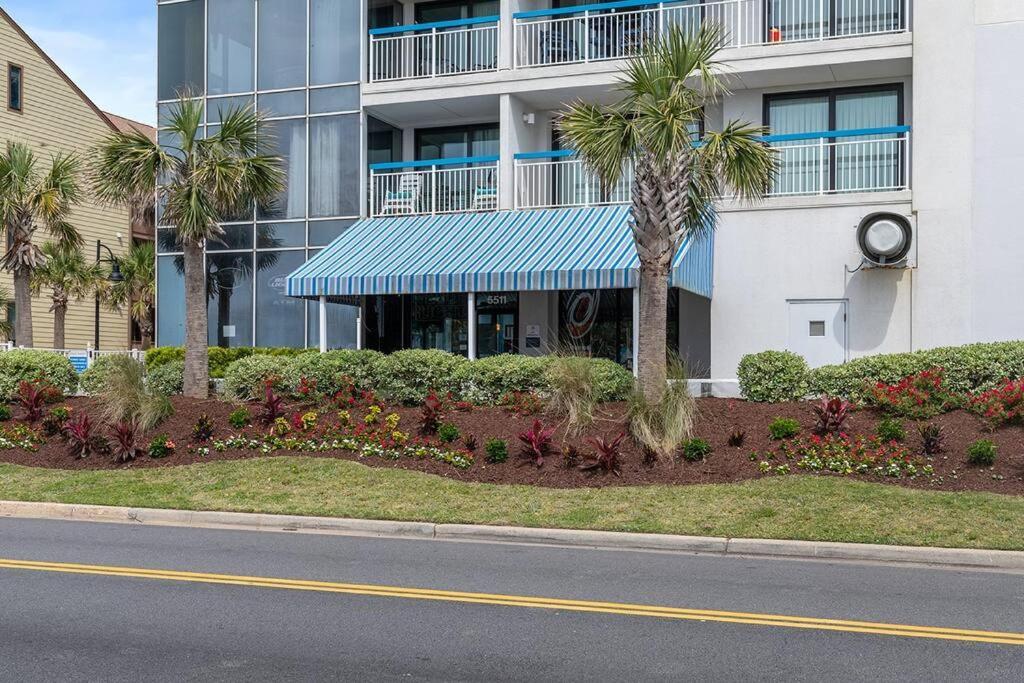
[[698, 121, 778, 201]]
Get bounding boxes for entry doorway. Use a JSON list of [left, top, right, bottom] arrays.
[[787, 299, 847, 368], [476, 292, 518, 358]]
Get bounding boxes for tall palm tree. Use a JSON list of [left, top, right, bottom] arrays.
[[558, 26, 777, 402], [108, 240, 156, 348], [92, 94, 284, 398], [30, 242, 104, 349], [0, 142, 83, 348]]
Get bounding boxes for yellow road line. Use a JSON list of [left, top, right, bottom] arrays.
[[2, 558, 1022, 646]]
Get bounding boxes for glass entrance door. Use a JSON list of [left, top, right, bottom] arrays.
[[476, 292, 518, 357]]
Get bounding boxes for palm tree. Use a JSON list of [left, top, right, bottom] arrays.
[[558, 26, 777, 403], [0, 142, 83, 348], [30, 242, 104, 349], [92, 94, 284, 398], [107, 240, 156, 348]]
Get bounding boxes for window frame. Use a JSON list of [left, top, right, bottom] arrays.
[[7, 63, 24, 113], [763, 83, 906, 192]]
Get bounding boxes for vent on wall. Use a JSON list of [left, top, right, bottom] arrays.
[[856, 212, 914, 268]]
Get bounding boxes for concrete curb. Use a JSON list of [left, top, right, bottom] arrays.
[[2, 499, 1023, 571]]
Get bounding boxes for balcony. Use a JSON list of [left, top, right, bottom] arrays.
[[514, 0, 908, 69], [368, 17, 500, 83], [369, 156, 500, 217], [514, 127, 910, 209]]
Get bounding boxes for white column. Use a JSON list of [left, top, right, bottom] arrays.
[[467, 292, 477, 360], [356, 296, 364, 350], [632, 286, 640, 378], [318, 296, 328, 353]]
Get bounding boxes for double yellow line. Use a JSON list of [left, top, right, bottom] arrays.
[[2, 557, 1023, 646]]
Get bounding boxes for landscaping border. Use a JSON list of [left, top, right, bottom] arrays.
[[2, 500, 1022, 572]]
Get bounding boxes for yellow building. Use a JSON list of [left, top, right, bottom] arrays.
[[0, 8, 152, 350]]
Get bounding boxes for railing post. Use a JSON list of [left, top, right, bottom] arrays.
[[369, 170, 376, 218], [736, 0, 743, 47], [819, 0, 826, 40], [657, 3, 663, 35], [818, 137, 827, 195], [583, 11, 590, 62], [431, 166, 438, 214], [431, 27, 437, 77], [368, 35, 375, 82]]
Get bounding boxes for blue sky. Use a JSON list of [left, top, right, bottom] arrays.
[[3, 0, 156, 124]]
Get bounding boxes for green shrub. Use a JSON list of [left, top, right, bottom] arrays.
[[283, 349, 385, 396], [737, 350, 810, 403], [768, 417, 801, 440], [146, 346, 313, 379], [454, 354, 552, 404], [437, 422, 460, 444], [228, 406, 251, 429], [681, 437, 712, 462], [146, 361, 184, 396], [0, 350, 78, 399], [147, 433, 175, 458], [966, 439, 997, 466], [875, 417, 906, 443], [79, 355, 123, 395], [375, 349, 468, 405], [0, 404, 10, 421], [588, 357, 635, 402], [484, 437, 508, 464], [809, 341, 1024, 400], [223, 354, 292, 401]]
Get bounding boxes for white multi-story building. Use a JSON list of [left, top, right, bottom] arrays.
[[155, 0, 1024, 380]]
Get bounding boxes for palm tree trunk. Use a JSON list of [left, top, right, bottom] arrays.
[[182, 241, 209, 398], [52, 303, 66, 350], [13, 268, 33, 348], [636, 263, 669, 404]]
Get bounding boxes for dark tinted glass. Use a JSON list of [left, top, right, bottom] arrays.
[[207, 252, 254, 347], [256, 250, 306, 347], [158, 0, 204, 100]]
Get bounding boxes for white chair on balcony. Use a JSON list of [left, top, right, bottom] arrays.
[[471, 184, 498, 211], [380, 174, 422, 215]]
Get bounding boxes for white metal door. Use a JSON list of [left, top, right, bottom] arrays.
[[787, 300, 847, 368]]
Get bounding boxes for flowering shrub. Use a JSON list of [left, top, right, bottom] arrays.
[[755, 433, 932, 479], [364, 405, 382, 426], [500, 391, 543, 416], [296, 376, 319, 398], [966, 379, 1024, 428], [865, 368, 960, 419], [147, 434, 176, 458], [228, 407, 251, 429], [0, 424, 42, 451], [875, 417, 906, 443], [42, 405, 72, 436]]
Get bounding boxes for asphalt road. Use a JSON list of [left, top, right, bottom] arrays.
[[0, 517, 1022, 681]]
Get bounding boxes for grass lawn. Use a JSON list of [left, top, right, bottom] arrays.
[[2, 457, 1023, 550]]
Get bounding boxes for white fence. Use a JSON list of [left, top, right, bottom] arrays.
[[369, 22, 499, 82], [515, 134, 909, 209], [514, 0, 907, 68], [0, 343, 144, 373], [369, 162, 500, 217]]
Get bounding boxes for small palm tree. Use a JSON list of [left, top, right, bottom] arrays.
[[558, 26, 777, 403], [30, 242, 104, 349], [108, 240, 156, 348], [93, 93, 284, 398], [0, 142, 83, 348]]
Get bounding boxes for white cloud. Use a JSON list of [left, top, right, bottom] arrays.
[[24, 24, 156, 125]]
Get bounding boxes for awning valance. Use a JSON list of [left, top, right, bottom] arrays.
[[287, 206, 713, 299]]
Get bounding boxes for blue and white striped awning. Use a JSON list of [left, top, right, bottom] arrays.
[[287, 206, 713, 299]]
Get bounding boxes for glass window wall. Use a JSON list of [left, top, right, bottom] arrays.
[[207, 0, 255, 95]]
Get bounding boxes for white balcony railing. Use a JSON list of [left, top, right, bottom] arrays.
[[369, 157, 500, 217], [368, 17, 499, 83], [515, 128, 910, 209], [514, 0, 908, 68]]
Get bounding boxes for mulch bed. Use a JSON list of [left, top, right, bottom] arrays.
[[3, 395, 1024, 494]]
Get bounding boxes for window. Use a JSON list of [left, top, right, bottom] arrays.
[[156, 256, 185, 347], [258, 118, 306, 220], [309, 114, 360, 217], [158, 0, 204, 100], [7, 64, 22, 111], [5, 302, 15, 344], [311, 0, 361, 85], [207, 253, 254, 347], [415, 124, 499, 161], [207, 0, 255, 96], [256, 249, 306, 347], [559, 289, 633, 367], [765, 84, 904, 194], [258, 0, 307, 91]]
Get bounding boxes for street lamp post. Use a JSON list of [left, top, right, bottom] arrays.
[[94, 240, 124, 350]]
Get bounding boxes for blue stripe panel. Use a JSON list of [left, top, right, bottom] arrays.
[[514, 0, 660, 20], [369, 15, 499, 36], [670, 231, 714, 299], [369, 155, 499, 171], [286, 207, 712, 299]]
